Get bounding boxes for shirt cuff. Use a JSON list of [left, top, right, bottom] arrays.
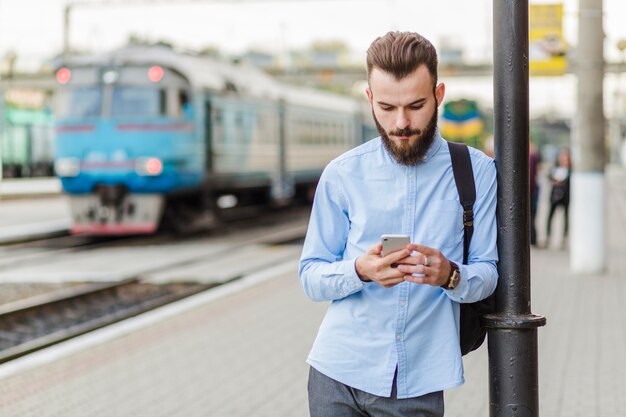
[[339, 259, 364, 295], [442, 263, 470, 302]]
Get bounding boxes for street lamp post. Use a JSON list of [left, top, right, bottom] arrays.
[[488, 1, 546, 415]]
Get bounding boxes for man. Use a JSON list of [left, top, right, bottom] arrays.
[[299, 31, 498, 417], [529, 141, 542, 246]]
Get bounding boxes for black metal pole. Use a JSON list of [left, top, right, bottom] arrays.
[[486, 1, 546, 416]]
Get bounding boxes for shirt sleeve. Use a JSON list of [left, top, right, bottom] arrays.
[[298, 163, 364, 302], [444, 156, 499, 303]]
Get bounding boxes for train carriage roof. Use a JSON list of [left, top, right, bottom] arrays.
[[59, 45, 361, 113]]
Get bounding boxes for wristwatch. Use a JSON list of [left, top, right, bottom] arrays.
[[441, 261, 461, 290]]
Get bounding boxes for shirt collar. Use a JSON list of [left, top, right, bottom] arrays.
[[422, 129, 444, 162]]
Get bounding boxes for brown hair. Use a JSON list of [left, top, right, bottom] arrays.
[[366, 31, 438, 85]]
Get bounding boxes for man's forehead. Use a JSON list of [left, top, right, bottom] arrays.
[[368, 66, 434, 103]]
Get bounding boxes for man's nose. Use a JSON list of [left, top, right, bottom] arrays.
[[395, 110, 410, 130]]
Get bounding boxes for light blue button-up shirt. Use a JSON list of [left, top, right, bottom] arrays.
[[299, 132, 498, 399]]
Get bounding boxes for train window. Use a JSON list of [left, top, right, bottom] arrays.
[[110, 87, 165, 118], [212, 107, 224, 143], [235, 112, 244, 127], [213, 108, 223, 124], [322, 121, 329, 144], [257, 112, 267, 143], [266, 112, 279, 144], [304, 119, 313, 144], [288, 117, 298, 144], [56, 87, 103, 118], [312, 120, 319, 144], [294, 118, 303, 144], [231, 112, 243, 144], [333, 122, 340, 145], [179, 90, 192, 118]]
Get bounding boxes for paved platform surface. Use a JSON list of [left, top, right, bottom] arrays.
[[0, 167, 625, 417], [0, 177, 60, 199], [0, 177, 69, 243], [0, 195, 70, 244]]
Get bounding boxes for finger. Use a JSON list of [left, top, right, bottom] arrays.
[[407, 244, 438, 256], [397, 264, 429, 275], [380, 277, 406, 288], [384, 248, 411, 269], [381, 267, 407, 280], [407, 253, 432, 266], [398, 252, 422, 265], [404, 271, 437, 285], [404, 274, 428, 284], [387, 247, 411, 262], [367, 243, 383, 255]]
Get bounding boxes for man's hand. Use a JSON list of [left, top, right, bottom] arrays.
[[397, 244, 452, 287], [355, 243, 409, 288]]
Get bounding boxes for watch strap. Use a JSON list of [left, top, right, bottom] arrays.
[[441, 261, 460, 289]]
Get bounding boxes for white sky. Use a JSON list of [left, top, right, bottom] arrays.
[[1, 0, 626, 67]]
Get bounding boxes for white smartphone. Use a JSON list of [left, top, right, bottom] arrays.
[[381, 234, 410, 257]]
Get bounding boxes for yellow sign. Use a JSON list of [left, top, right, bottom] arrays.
[[529, 3, 567, 76]]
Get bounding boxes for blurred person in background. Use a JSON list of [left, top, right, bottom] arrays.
[[546, 147, 571, 249], [529, 141, 542, 246], [299, 31, 498, 417]]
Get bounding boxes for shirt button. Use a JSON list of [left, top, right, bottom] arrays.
[[396, 335, 401, 341]]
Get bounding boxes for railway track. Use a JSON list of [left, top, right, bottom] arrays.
[[0, 207, 309, 364], [0, 278, 214, 364]]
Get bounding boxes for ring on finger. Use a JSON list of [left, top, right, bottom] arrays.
[[424, 256, 430, 267]]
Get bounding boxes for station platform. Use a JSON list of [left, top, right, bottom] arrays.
[[0, 181, 70, 244], [0, 177, 61, 199], [0, 167, 625, 416], [0, 177, 68, 243]]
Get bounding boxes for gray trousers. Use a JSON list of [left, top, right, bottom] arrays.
[[308, 367, 444, 417]]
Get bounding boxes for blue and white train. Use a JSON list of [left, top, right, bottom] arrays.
[[53, 45, 374, 234]]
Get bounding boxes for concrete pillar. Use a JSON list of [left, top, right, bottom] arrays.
[[571, 0, 605, 273]]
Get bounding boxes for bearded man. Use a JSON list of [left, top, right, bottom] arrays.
[[298, 31, 498, 417]]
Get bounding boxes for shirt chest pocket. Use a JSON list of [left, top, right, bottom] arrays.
[[424, 200, 464, 250]]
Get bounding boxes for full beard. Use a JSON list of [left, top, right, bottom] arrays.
[[375, 106, 438, 166]]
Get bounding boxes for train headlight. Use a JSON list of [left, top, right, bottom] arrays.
[[102, 70, 119, 84], [148, 66, 164, 82], [135, 157, 163, 176], [54, 158, 81, 177], [56, 67, 71, 84]]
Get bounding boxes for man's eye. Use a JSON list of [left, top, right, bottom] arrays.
[[410, 105, 424, 110], [380, 106, 393, 111]]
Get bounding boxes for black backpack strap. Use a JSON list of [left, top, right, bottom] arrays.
[[448, 142, 476, 265], [448, 142, 495, 356]]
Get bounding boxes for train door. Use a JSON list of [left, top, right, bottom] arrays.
[[272, 99, 294, 202], [203, 98, 213, 173]]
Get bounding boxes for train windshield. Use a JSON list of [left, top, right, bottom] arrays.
[[57, 87, 103, 118], [111, 87, 165, 118]]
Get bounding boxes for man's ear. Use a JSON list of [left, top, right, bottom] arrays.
[[365, 87, 373, 105], [435, 83, 445, 105]]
